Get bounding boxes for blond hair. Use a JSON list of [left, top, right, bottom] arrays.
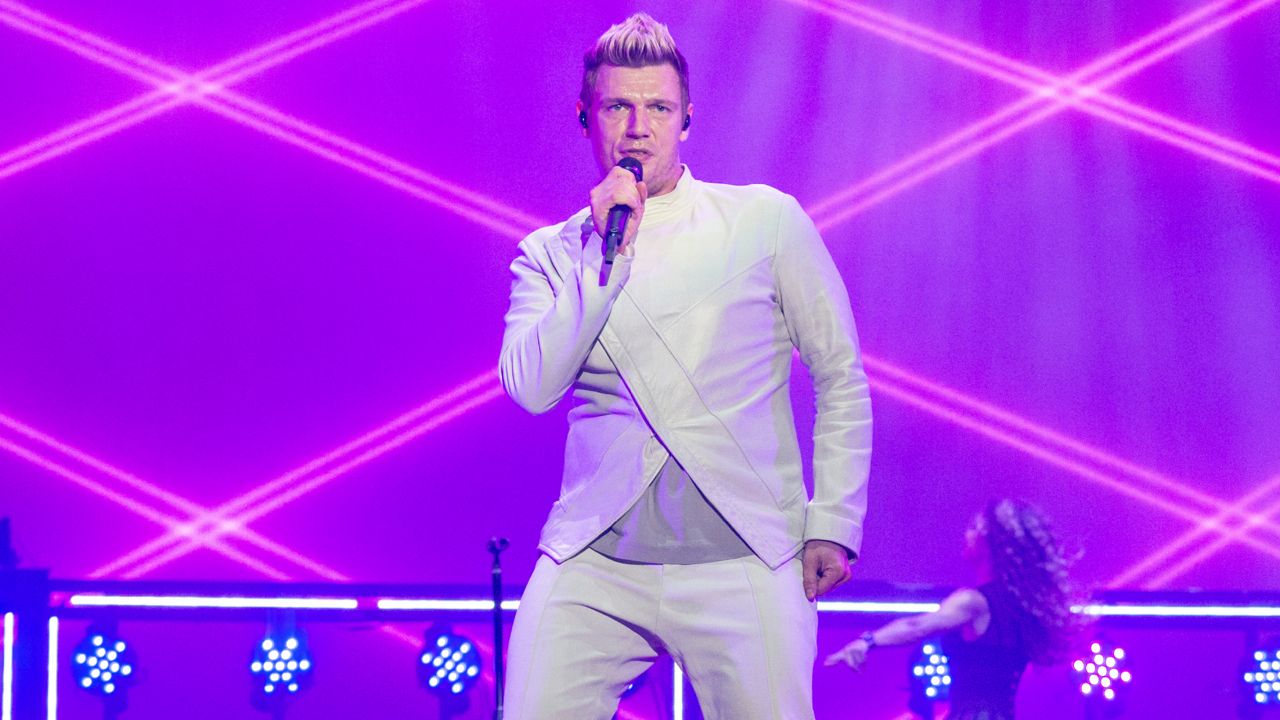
[[580, 12, 690, 110]]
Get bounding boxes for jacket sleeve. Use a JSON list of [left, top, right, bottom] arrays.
[[773, 195, 873, 559], [498, 227, 633, 414]]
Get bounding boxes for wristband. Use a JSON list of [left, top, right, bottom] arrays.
[[860, 631, 877, 650]]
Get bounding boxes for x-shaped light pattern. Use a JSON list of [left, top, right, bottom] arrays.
[[795, 0, 1280, 228], [0, 0, 540, 240], [67, 0, 1280, 588], [0, 0, 1275, 672]]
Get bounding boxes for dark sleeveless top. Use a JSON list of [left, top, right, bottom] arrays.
[[942, 582, 1032, 720]]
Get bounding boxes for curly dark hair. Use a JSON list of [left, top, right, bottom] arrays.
[[983, 498, 1086, 664]]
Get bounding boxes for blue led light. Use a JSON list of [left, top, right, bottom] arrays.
[[1073, 641, 1132, 702], [251, 630, 313, 698], [419, 630, 482, 698], [71, 629, 137, 700], [910, 641, 951, 702], [1244, 646, 1280, 704]]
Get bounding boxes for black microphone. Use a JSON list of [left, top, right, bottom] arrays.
[[603, 157, 644, 265]]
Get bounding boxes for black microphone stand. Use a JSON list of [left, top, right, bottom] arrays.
[[487, 537, 510, 720]]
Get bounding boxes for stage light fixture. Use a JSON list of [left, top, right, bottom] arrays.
[[1073, 641, 1132, 702], [418, 629, 481, 697], [910, 640, 952, 702], [1243, 648, 1280, 704], [71, 627, 137, 699], [250, 630, 313, 697]]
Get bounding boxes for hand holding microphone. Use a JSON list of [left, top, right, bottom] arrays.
[[589, 157, 647, 264]]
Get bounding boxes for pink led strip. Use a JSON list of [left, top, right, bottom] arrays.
[[0, 0, 539, 240], [792, 0, 1280, 205], [787, 0, 1280, 229]]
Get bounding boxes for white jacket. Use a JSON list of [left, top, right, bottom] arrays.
[[499, 168, 872, 569]]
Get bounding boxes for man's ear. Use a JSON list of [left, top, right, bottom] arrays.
[[576, 100, 589, 136], [680, 103, 694, 140]]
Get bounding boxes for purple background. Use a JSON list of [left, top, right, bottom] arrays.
[[2, 0, 1278, 717]]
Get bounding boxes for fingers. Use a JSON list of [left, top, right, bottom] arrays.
[[589, 169, 646, 249], [823, 647, 863, 671], [816, 560, 852, 597], [802, 553, 820, 601], [804, 544, 852, 600], [618, 181, 648, 256], [814, 565, 840, 597]]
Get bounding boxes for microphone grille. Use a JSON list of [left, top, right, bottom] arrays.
[[616, 156, 643, 182]]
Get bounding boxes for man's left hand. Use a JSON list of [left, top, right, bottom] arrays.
[[802, 539, 852, 601]]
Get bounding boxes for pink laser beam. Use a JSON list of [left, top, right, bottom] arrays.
[[0, 412, 349, 579], [866, 357, 1280, 574], [803, 0, 1280, 228], [0, 0, 427, 166], [863, 375, 1280, 562], [0, 1, 543, 236], [192, 94, 535, 239], [796, 0, 1280, 185], [90, 371, 498, 578], [0, 0, 434, 174], [0, 435, 294, 580], [1141, 478, 1280, 589], [118, 382, 506, 579], [1108, 474, 1280, 587], [862, 356, 1280, 532], [843, 0, 1280, 171], [0, 408, 348, 578], [0, 94, 223, 185], [0, 412, 352, 578], [801, 0, 1245, 219], [0, 3, 538, 573], [0, 411, 207, 516]]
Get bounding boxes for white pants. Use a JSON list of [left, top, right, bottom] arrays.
[[503, 549, 818, 720]]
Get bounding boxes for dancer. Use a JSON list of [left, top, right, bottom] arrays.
[[826, 499, 1082, 719]]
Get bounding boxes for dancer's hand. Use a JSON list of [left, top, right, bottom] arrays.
[[824, 639, 870, 671]]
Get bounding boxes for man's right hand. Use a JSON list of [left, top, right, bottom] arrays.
[[589, 165, 648, 257]]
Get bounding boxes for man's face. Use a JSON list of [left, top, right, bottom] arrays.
[[578, 63, 691, 198]]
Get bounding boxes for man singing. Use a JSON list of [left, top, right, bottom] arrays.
[[498, 12, 873, 719]]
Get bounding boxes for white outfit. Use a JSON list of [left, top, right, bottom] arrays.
[[504, 550, 817, 720], [498, 167, 872, 719]]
